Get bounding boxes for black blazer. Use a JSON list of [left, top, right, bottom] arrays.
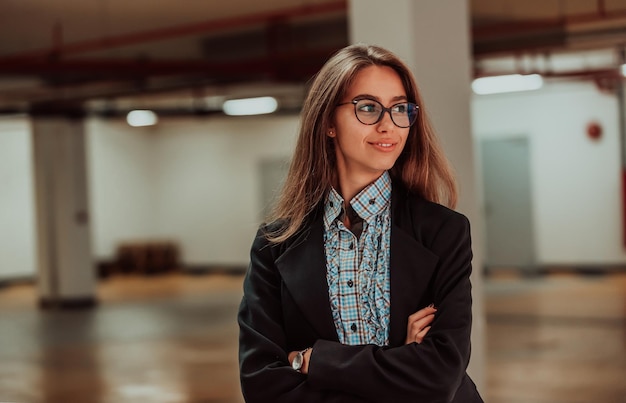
[[238, 185, 484, 403]]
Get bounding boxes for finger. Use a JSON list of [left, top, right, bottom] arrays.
[[407, 306, 437, 322], [407, 313, 435, 331], [415, 326, 431, 344], [407, 325, 430, 344], [408, 306, 436, 319], [409, 325, 432, 344], [406, 321, 423, 344], [406, 328, 422, 344], [406, 314, 435, 342]]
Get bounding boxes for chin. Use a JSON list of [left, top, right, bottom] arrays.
[[378, 159, 399, 171], [369, 165, 394, 174]]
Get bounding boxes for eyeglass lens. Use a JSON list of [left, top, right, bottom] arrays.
[[354, 99, 418, 128]]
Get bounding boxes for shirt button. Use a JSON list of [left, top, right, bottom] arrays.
[[351, 323, 357, 332], [349, 242, 354, 250], [330, 201, 334, 207], [369, 199, 375, 205], [347, 279, 354, 287]]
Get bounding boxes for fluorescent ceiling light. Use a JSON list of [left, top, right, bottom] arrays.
[[222, 96, 278, 116], [127, 110, 158, 127], [472, 74, 544, 95], [621, 64, 626, 77]]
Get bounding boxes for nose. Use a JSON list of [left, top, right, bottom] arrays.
[[376, 109, 395, 131]]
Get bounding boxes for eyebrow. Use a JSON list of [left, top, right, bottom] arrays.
[[353, 93, 408, 102]]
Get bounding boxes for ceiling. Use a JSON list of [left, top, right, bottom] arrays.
[[1, 0, 626, 117]]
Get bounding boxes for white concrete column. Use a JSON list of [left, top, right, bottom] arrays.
[[349, 0, 486, 389], [32, 116, 96, 308]]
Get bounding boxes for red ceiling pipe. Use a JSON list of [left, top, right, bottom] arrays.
[[0, 47, 339, 77], [598, 0, 607, 18], [0, 1, 346, 62], [473, 7, 626, 40]]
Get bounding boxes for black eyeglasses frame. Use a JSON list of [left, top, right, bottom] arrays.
[[336, 98, 419, 128]]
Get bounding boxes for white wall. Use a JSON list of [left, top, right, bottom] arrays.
[[472, 80, 626, 265], [86, 118, 157, 260], [1, 113, 298, 276], [2, 79, 625, 279], [0, 116, 36, 278], [87, 115, 298, 267], [150, 115, 298, 267]]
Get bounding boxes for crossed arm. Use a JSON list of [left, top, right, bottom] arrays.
[[288, 305, 437, 374], [238, 214, 474, 403]]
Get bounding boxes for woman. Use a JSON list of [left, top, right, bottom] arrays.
[[238, 44, 483, 403]]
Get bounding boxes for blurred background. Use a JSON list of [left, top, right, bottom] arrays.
[[0, 0, 625, 402]]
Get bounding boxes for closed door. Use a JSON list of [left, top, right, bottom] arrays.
[[481, 137, 535, 270]]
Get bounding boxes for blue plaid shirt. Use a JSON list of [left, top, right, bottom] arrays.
[[323, 171, 392, 346]]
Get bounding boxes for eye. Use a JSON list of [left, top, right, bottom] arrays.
[[392, 103, 409, 113], [356, 100, 380, 114]]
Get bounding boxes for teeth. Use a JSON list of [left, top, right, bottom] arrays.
[[377, 143, 393, 147]]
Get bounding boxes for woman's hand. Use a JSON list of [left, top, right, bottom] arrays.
[[405, 304, 437, 344]]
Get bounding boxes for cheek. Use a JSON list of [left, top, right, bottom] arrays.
[[399, 131, 410, 148], [335, 129, 364, 152], [333, 134, 351, 155]]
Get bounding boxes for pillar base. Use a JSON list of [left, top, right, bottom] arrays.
[[39, 296, 98, 310]]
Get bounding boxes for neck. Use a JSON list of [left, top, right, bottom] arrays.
[[336, 169, 383, 203]]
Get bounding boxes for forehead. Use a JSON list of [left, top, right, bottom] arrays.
[[345, 65, 406, 100]]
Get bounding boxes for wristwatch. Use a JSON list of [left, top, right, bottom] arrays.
[[291, 347, 311, 372]]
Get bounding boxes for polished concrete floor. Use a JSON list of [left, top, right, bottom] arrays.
[[0, 271, 624, 403]]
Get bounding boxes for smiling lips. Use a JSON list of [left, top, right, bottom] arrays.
[[370, 141, 397, 151]]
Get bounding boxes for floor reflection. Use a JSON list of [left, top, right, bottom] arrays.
[[485, 271, 626, 403], [0, 271, 624, 403]]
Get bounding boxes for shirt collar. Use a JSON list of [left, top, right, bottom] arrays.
[[323, 171, 392, 228]]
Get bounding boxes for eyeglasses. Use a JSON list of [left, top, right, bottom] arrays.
[[337, 98, 419, 128]]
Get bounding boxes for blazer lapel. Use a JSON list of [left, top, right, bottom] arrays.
[[388, 195, 440, 346], [275, 214, 338, 341], [274, 190, 440, 347]]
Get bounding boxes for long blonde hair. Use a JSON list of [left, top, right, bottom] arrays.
[[266, 44, 457, 243]]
